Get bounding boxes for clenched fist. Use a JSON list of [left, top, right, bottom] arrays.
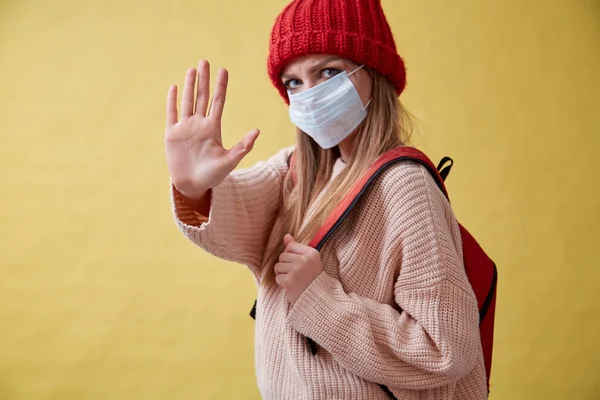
[[275, 234, 324, 305]]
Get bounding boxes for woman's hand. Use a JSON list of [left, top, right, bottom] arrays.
[[165, 60, 260, 200], [275, 234, 324, 305]]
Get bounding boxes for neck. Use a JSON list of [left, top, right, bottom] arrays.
[[337, 132, 358, 163]]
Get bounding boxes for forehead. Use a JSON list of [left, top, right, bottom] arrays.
[[281, 54, 349, 75]]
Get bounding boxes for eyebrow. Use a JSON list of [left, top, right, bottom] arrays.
[[281, 56, 343, 81]]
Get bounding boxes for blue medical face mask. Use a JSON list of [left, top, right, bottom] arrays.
[[288, 65, 371, 149]]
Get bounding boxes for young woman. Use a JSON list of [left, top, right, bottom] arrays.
[[165, 0, 487, 398]]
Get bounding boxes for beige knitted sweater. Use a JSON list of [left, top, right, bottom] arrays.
[[171, 147, 487, 399]]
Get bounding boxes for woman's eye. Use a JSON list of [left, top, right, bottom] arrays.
[[284, 79, 302, 90], [322, 68, 342, 79]]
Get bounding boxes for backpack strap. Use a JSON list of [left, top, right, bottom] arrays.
[[308, 146, 449, 251], [304, 147, 453, 399], [436, 156, 454, 182]]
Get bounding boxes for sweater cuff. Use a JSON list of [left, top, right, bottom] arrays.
[[287, 272, 340, 338], [171, 184, 209, 227]]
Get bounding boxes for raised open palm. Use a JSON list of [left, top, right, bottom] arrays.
[[165, 60, 260, 200]]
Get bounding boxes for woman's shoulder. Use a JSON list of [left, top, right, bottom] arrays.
[[379, 158, 438, 191], [371, 158, 449, 212]]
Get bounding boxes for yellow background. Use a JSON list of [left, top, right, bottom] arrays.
[[1, 0, 598, 398]]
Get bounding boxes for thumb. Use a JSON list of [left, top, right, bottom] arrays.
[[226, 128, 260, 168], [283, 233, 296, 247]]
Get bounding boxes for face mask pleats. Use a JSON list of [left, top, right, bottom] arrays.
[[287, 65, 370, 149]]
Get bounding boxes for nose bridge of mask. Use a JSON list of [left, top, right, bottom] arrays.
[[288, 69, 346, 102], [287, 64, 364, 100], [289, 74, 356, 120], [290, 85, 359, 127]]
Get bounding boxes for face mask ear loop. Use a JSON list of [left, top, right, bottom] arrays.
[[348, 64, 365, 77], [349, 65, 370, 111], [348, 65, 369, 111]]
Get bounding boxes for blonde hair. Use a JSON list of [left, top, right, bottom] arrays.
[[262, 70, 413, 284]]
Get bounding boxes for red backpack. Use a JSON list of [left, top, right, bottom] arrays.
[[250, 147, 497, 396]]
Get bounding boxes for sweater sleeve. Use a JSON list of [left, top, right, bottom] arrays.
[[286, 165, 483, 391], [171, 146, 293, 275]]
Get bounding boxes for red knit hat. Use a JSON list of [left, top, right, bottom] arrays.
[[268, 0, 406, 103]]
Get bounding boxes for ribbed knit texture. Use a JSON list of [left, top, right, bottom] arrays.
[[171, 147, 488, 399], [268, 0, 407, 103]]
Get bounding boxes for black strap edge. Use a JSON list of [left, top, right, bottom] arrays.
[[438, 166, 452, 182], [380, 384, 397, 399], [479, 262, 498, 323], [436, 156, 453, 170], [436, 156, 454, 182], [307, 338, 318, 355]]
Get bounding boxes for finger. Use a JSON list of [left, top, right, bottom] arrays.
[[279, 252, 298, 263], [275, 273, 286, 287], [208, 68, 228, 120], [284, 241, 310, 255], [283, 234, 295, 247], [274, 262, 292, 275], [181, 68, 196, 118], [166, 85, 178, 127], [195, 60, 210, 117], [225, 128, 260, 169]]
